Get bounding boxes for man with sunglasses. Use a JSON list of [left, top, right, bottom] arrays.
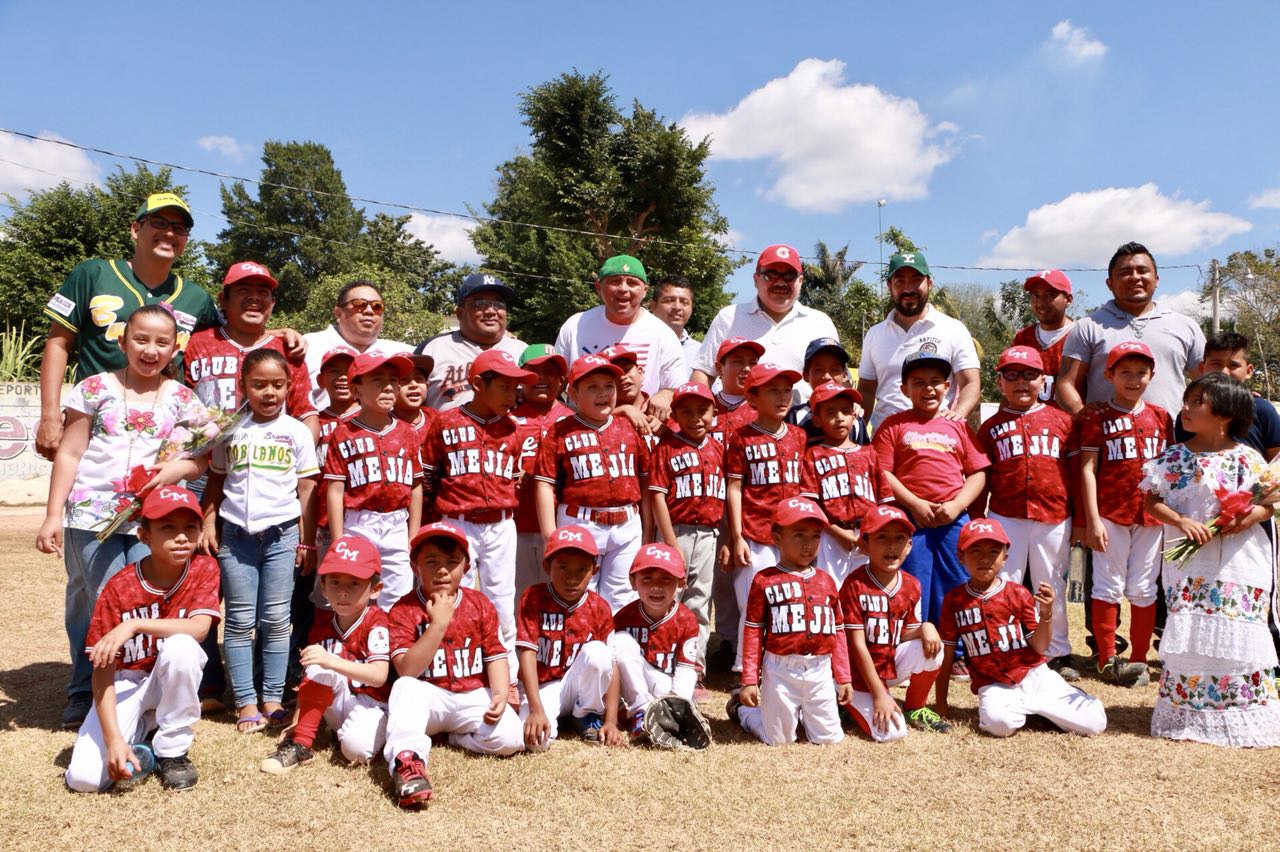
[[303, 279, 413, 409], [416, 273, 525, 411], [690, 244, 839, 402]]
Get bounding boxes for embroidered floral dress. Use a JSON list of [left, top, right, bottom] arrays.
[[1140, 443, 1280, 747], [62, 372, 206, 535]]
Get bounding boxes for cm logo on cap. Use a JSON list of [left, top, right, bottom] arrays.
[[642, 545, 672, 561], [332, 540, 361, 561]]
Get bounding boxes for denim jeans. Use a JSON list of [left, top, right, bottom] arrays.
[[64, 529, 149, 698], [218, 520, 298, 709]]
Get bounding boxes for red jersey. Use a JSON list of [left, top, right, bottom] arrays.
[[422, 406, 525, 515], [711, 397, 755, 445], [648, 432, 726, 528], [725, 421, 806, 544], [86, 558, 221, 673], [183, 326, 316, 420], [840, 566, 923, 692], [533, 414, 650, 508], [396, 409, 439, 457], [799, 443, 887, 527], [515, 584, 614, 684], [316, 406, 357, 530], [741, 566, 851, 687], [388, 587, 507, 693], [1011, 323, 1076, 408], [306, 605, 391, 701], [977, 404, 1073, 523], [939, 578, 1045, 693], [322, 417, 422, 513], [512, 401, 573, 533], [613, 601, 699, 675], [1072, 400, 1171, 526], [872, 411, 989, 505]]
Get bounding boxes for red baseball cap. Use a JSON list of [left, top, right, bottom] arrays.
[[469, 349, 537, 382], [320, 345, 359, 371], [756, 244, 802, 274], [543, 525, 599, 562], [318, 534, 382, 579], [860, 505, 914, 536], [716, 336, 766, 364], [996, 346, 1046, 373], [567, 354, 623, 386], [599, 344, 640, 367], [744, 362, 801, 392], [957, 518, 1011, 551], [409, 521, 470, 564], [629, 542, 686, 580], [139, 486, 203, 521], [222, 260, 278, 290], [348, 352, 413, 383], [672, 382, 714, 407], [809, 380, 863, 409], [1105, 341, 1156, 372], [774, 496, 828, 529], [1024, 269, 1072, 295]]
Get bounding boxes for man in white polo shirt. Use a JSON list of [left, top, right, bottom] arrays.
[[302, 279, 412, 409], [690, 244, 839, 401], [857, 251, 981, 430]]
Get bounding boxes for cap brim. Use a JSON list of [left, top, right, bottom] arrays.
[[406, 354, 435, 375], [717, 341, 766, 362], [901, 358, 952, 380], [805, 345, 851, 366], [522, 354, 568, 375]]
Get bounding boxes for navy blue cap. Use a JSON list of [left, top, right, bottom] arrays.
[[456, 273, 514, 305], [803, 337, 850, 369], [900, 348, 952, 381]]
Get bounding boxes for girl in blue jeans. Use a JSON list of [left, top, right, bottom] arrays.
[[201, 349, 319, 732]]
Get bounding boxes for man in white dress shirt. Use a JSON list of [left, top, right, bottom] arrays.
[[302, 279, 412, 409]]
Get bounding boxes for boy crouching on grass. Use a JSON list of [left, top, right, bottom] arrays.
[[936, 519, 1107, 738], [66, 487, 220, 793]]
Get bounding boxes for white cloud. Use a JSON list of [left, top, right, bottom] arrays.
[[681, 59, 956, 213], [980, 184, 1252, 268], [405, 213, 480, 264], [1158, 288, 1218, 319], [715, 227, 748, 251], [0, 130, 100, 198], [1048, 20, 1108, 64], [1248, 188, 1280, 209], [197, 135, 251, 160]]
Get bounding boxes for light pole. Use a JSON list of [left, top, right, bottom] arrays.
[[877, 199, 886, 296], [1209, 258, 1255, 334]]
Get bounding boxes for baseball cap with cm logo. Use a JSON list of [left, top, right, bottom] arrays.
[[140, 486, 203, 521], [774, 497, 829, 529], [544, 525, 599, 561], [409, 522, 470, 564], [630, 543, 686, 580], [957, 518, 1011, 551], [319, 534, 382, 579], [996, 346, 1045, 373], [222, 261, 278, 290], [1106, 340, 1156, 371], [469, 349, 537, 383]]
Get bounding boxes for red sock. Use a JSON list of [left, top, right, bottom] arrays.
[[291, 679, 334, 748], [904, 669, 940, 712], [1129, 603, 1157, 663], [1091, 600, 1120, 662]]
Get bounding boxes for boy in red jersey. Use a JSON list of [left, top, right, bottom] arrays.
[[1009, 269, 1076, 408], [393, 353, 438, 450], [710, 337, 763, 442]]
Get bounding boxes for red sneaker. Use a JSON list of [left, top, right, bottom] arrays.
[[392, 750, 433, 808]]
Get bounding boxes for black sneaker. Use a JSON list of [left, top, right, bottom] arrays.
[[156, 754, 199, 791], [260, 738, 313, 775], [61, 694, 93, 730], [1098, 655, 1147, 687], [392, 750, 433, 808], [725, 691, 744, 729], [1048, 656, 1082, 682]]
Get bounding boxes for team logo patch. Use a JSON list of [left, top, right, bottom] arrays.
[[46, 293, 75, 317], [368, 626, 390, 655]]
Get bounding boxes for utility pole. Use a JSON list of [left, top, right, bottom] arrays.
[[1210, 258, 1220, 334], [877, 199, 886, 296]]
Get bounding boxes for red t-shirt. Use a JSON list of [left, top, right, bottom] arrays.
[[799, 443, 888, 527], [840, 566, 924, 692], [533, 414, 650, 508], [387, 587, 507, 693], [612, 601, 700, 676], [306, 605, 391, 701], [741, 566, 851, 686], [725, 421, 806, 544], [648, 432, 726, 528], [184, 326, 316, 420], [976, 404, 1073, 523], [938, 579, 1045, 693], [872, 411, 989, 504], [515, 584, 614, 684], [422, 406, 525, 514], [322, 417, 423, 513], [1071, 400, 1172, 526]]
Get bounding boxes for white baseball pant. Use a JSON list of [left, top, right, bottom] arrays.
[[66, 634, 204, 793], [736, 652, 844, 746], [990, 513, 1072, 659], [1090, 520, 1163, 608], [733, 539, 779, 672], [556, 505, 642, 612], [344, 507, 411, 611], [674, 523, 718, 671], [613, 631, 697, 714], [514, 531, 546, 603], [447, 516, 518, 672], [518, 639, 613, 749], [978, 662, 1107, 737], [846, 638, 944, 743], [305, 665, 387, 763], [382, 679, 524, 766], [817, 529, 867, 591]]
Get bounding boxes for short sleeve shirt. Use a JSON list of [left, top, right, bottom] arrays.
[[612, 601, 700, 675], [1072, 400, 1172, 526], [415, 330, 526, 411], [799, 443, 888, 527], [306, 605, 391, 701], [648, 432, 726, 528], [515, 584, 615, 684], [555, 307, 690, 396], [211, 414, 320, 533], [724, 421, 807, 544], [938, 579, 1045, 693], [183, 326, 316, 420], [976, 404, 1073, 523], [322, 417, 423, 512], [840, 566, 923, 691], [388, 588, 507, 693], [872, 411, 989, 504], [693, 300, 839, 403]]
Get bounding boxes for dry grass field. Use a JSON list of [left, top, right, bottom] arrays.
[[1, 507, 1278, 851]]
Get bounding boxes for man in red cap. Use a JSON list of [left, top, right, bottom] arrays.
[[1010, 269, 1076, 409]]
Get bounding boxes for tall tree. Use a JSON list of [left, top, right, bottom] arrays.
[[471, 70, 742, 343], [801, 241, 884, 358], [1211, 248, 1280, 397]]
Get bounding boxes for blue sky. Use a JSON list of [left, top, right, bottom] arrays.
[[2, 1, 1277, 319]]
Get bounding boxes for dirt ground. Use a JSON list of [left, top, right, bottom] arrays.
[[1, 508, 1277, 851]]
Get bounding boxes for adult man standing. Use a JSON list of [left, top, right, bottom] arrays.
[[302, 279, 412, 409], [555, 255, 688, 407], [416, 273, 525, 411], [691, 244, 839, 400], [650, 274, 701, 369], [857, 252, 981, 429]]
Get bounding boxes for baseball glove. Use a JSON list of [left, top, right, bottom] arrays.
[[641, 695, 713, 751]]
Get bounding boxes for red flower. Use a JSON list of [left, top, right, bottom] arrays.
[[124, 465, 156, 493]]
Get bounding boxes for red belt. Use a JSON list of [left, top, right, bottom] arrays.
[[444, 509, 513, 525], [565, 504, 633, 526]]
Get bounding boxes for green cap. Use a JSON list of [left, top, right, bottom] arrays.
[[598, 254, 648, 284], [519, 343, 568, 374], [135, 192, 194, 228], [886, 251, 930, 280]]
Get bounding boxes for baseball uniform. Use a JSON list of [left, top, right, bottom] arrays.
[[183, 326, 317, 420], [417, 330, 526, 411], [613, 600, 700, 714], [710, 394, 751, 643], [800, 443, 888, 588], [512, 401, 574, 599], [383, 587, 524, 764], [300, 605, 392, 763], [710, 396, 755, 446], [66, 558, 220, 793], [734, 565, 851, 746], [1011, 323, 1074, 409], [939, 579, 1106, 737]]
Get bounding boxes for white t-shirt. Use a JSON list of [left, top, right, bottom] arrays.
[[302, 325, 412, 409], [211, 414, 320, 533], [416, 329, 526, 411], [555, 307, 690, 396], [858, 305, 980, 430]]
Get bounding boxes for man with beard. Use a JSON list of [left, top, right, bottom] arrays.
[[857, 252, 981, 430], [416, 273, 525, 411]]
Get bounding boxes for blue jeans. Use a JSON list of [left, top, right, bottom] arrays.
[[903, 512, 971, 628], [64, 529, 149, 698], [218, 520, 297, 709]]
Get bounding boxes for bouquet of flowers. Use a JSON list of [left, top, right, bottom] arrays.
[[1162, 465, 1278, 568], [95, 403, 248, 542]]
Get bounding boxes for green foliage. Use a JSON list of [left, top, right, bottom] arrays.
[[471, 70, 742, 344], [1210, 247, 1280, 398], [273, 262, 447, 346], [0, 322, 42, 382], [801, 242, 886, 359]]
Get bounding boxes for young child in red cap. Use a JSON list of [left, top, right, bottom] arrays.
[[709, 336, 763, 443], [1010, 269, 1076, 408]]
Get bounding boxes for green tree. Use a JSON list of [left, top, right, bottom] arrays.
[[801, 241, 884, 359], [471, 70, 742, 343], [1211, 248, 1280, 397], [280, 262, 447, 347]]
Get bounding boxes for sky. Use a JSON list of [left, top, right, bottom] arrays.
[[2, 1, 1278, 320]]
